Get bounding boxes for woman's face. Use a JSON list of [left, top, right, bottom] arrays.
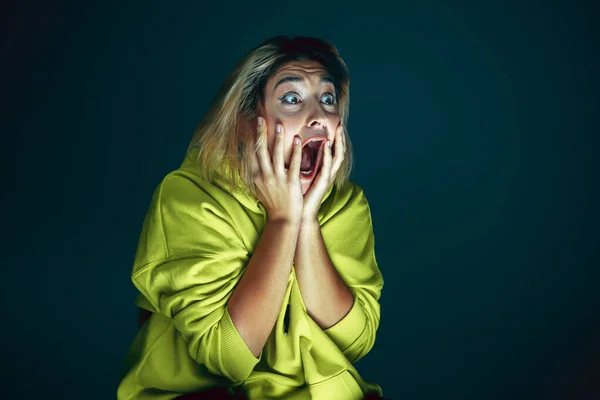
[[258, 60, 342, 195]]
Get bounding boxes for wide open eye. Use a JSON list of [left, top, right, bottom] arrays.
[[279, 92, 301, 105], [322, 93, 336, 105], [279, 92, 337, 106]]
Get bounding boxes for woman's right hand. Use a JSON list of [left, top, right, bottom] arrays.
[[252, 117, 304, 224]]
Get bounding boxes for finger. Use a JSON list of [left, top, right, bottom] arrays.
[[273, 123, 285, 176], [307, 140, 332, 196], [256, 117, 273, 176], [331, 126, 344, 176], [320, 139, 333, 181], [288, 135, 302, 181]]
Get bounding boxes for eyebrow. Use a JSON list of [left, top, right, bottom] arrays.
[[272, 75, 335, 93]]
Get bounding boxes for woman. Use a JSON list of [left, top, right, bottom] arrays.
[[117, 35, 385, 400]]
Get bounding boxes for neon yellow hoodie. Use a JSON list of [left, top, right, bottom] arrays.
[[117, 147, 384, 399]]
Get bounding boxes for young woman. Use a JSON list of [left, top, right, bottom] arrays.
[[117, 35, 385, 400]]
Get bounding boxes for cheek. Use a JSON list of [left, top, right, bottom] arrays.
[[266, 132, 295, 160], [284, 136, 296, 164], [332, 115, 342, 127], [329, 117, 341, 134]]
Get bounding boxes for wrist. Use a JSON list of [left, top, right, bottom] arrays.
[[268, 215, 302, 228], [300, 215, 319, 226]]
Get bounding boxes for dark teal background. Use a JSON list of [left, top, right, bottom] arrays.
[[2, 1, 598, 399]]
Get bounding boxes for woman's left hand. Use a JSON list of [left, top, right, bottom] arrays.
[[302, 124, 346, 221]]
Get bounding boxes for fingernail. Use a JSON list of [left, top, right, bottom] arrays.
[[257, 117, 263, 126], [294, 137, 300, 145], [276, 124, 281, 133]]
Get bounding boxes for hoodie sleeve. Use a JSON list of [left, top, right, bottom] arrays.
[[130, 173, 260, 383], [319, 183, 384, 364]]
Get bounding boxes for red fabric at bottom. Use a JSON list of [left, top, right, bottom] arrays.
[[175, 386, 247, 399], [175, 387, 387, 399], [364, 392, 388, 400]]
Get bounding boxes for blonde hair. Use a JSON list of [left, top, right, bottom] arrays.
[[186, 35, 353, 199]]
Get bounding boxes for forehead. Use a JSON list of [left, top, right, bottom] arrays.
[[267, 60, 331, 86]]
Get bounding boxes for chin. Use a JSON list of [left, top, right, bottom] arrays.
[[301, 180, 312, 195]]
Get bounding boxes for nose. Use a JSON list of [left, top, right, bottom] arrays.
[[305, 100, 328, 129], [301, 119, 328, 146]]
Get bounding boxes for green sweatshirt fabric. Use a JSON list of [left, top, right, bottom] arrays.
[[117, 146, 384, 399]]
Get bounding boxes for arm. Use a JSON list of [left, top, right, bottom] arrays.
[[293, 218, 354, 329], [228, 218, 300, 357], [294, 184, 383, 364], [131, 174, 299, 383]]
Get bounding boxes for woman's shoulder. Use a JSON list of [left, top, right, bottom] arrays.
[[330, 180, 370, 207], [319, 180, 372, 223], [143, 169, 246, 253], [147, 168, 239, 225], [155, 169, 214, 202]]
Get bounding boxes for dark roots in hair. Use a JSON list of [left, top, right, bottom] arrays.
[[254, 35, 349, 110]]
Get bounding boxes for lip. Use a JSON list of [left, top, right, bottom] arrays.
[[299, 137, 326, 181]]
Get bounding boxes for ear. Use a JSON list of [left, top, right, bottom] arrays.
[[240, 118, 251, 144], [245, 102, 265, 145], [256, 102, 265, 121], [240, 111, 260, 145]]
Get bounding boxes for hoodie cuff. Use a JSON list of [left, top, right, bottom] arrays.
[[220, 306, 262, 382], [323, 295, 367, 352]]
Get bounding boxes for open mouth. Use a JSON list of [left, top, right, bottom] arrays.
[[300, 138, 325, 180]]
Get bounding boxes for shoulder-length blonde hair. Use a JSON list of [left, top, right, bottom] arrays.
[[186, 35, 353, 199]]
